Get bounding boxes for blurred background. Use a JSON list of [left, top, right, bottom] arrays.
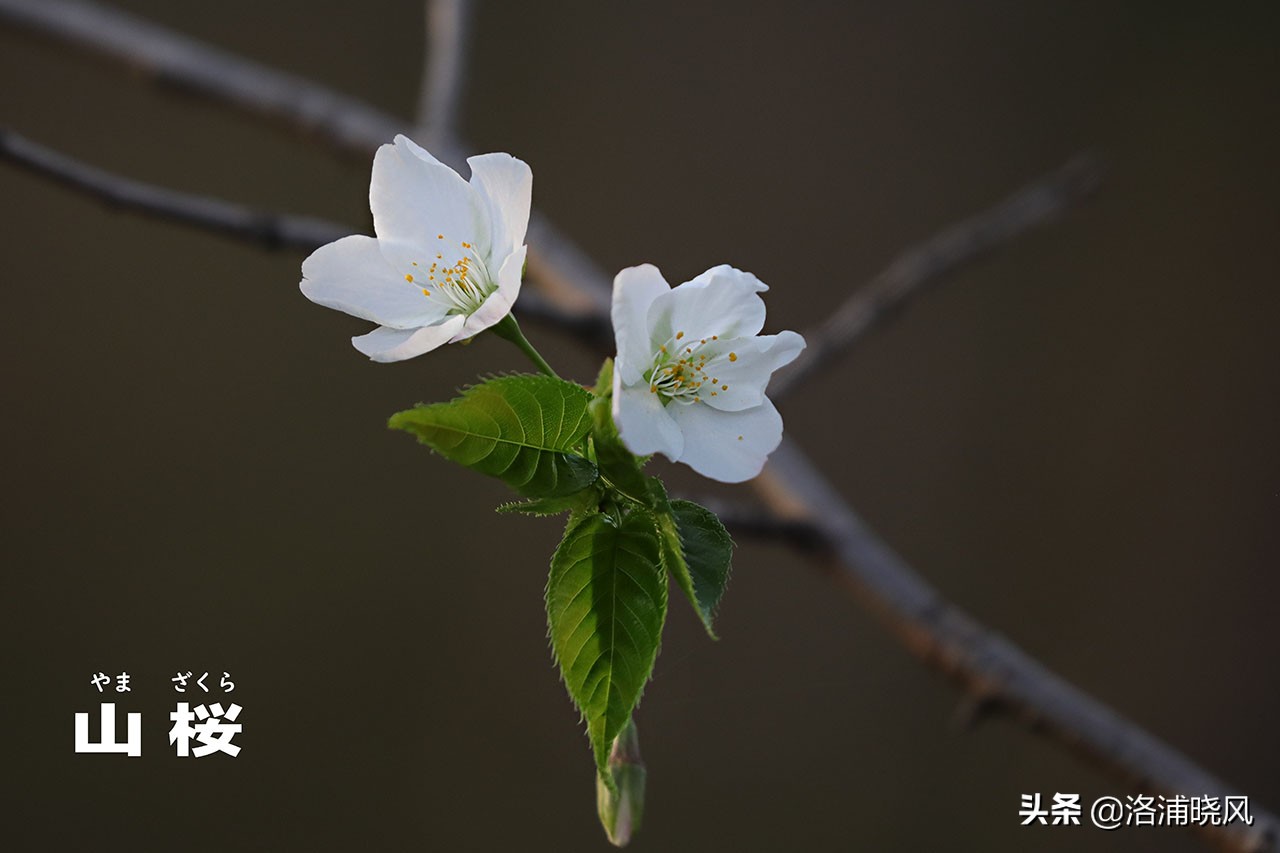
[[3, 1, 1278, 850]]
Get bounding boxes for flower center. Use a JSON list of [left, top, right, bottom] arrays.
[[404, 236, 495, 315], [645, 330, 734, 405]]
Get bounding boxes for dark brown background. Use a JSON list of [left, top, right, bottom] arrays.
[[3, 1, 1277, 851]]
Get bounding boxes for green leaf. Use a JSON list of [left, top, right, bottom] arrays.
[[592, 357, 615, 397], [589, 404, 651, 506], [649, 481, 733, 638], [547, 512, 667, 781], [671, 499, 733, 628], [389, 374, 597, 497], [496, 490, 599, 518], [588, 359, 653, 505]]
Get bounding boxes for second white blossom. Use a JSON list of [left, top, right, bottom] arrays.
[[611, 264, 805, 483]]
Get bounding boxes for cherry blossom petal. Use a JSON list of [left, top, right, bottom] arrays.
[[668, 398, 783, 483], [612, 379, 684, 460], [301, 235, 448, 329], [646, 264, 768, 344], [684, 264, 768, 294], [393, 134, 448, 167], [351, 315, 468, 362], [458, 245, 527, 340], [468, 153, 532, 264], [371, 136, 488, 269], [612, 265, 672, 385], [699, 331, 805, 412]]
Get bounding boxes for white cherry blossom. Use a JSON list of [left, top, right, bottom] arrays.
[[611, 264, 805, 483], [300, 135, 531, 362]]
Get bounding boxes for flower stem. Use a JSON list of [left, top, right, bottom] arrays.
[[492, 315, 560, 379]]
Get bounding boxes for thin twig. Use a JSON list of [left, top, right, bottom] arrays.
[[0, 128, 604, 338], [2, 2, 1273, 849], [0, 127, 349, 251], [416, 0, 473, 146], [770, 153, 1104, 400], [0, 147, 611, 357], [0, 0, 611, 316], [752, 441, 1276, 852], [0, 0, 402, 158]]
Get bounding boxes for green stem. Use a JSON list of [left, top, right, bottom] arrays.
[[491, 314, 560, 379]]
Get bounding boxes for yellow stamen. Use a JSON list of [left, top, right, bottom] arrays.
[[728, 352, 738, 362], [405, 274, 414, 283]]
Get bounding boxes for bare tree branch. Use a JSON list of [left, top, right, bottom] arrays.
[[415, 0, 473, 147], [752, 440, 1276, 852], [0, 0, 611, 316], [0, 128, 600, 337], [2, 2, 1273, 849], [770, 154, 1103, 400], [0, 126, 349, 251], [0, 0, 401, 158]]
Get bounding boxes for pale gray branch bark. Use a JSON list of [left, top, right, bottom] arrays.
[[770, 153, 1104, 400], [0, 0, 610, 316], [0, 128, 598, 345], [753, 440, 1275, 853], [0, 126, 349, 251], [416, 0, 473, 147], [1, 1, 1272, 849], [0, 0, 401, 157]]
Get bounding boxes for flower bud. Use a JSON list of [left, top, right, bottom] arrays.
[[596, 719, 645, 846]]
